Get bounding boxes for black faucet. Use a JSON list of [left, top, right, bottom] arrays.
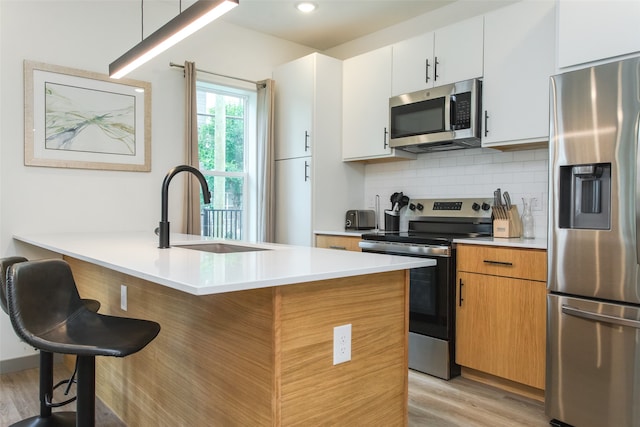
[[158, 165, 211, 248]]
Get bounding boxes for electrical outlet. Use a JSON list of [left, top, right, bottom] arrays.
[[531, 194, 544, 212], [366, 196, 374, 208], [120, 285, 127, 311], [333, 324, 352, 365]]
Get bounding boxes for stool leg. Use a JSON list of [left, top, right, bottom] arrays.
[[39, 351, 53, 418], [76, 356, 95, 427]]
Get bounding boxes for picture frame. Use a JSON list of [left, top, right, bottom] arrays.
[[24, 60, 151, 172]]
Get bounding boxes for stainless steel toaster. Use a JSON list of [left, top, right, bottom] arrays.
[[345, 210, 376, 230]]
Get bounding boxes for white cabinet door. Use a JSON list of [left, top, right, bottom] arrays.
[[343, 47, 415, 161], [343, 46, 392, 159], [558, 0, 640, 69], [433, 15, 484, 86], [275, 157, 312, 246], [391, 16, 483, 96], [273, 55, 313, 160], [482, 0, 555, 147], [391, 32, 435, 96]]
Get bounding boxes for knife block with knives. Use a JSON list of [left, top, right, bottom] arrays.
[[492, 189, 522, 238]]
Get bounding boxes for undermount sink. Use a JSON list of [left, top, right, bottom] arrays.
[[174, 243, 270, 254]]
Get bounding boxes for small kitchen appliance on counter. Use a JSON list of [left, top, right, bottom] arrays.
[[345, 210, 375, 231], [360, 197, 493, 380], [548, 57, 640, 427]]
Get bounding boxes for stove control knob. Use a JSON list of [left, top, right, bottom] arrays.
[[472, 202, 481, 211], [409, 203, 416, 211], [481, 202, 491, 211], [416, 203, 424, 211]]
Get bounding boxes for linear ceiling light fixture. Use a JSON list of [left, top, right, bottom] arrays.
[[109, 0, 239, 79]]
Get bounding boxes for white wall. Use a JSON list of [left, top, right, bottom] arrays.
[[364, 148, 549, 239], [0, 1, 313, 363]]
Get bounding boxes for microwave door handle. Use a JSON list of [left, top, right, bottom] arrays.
[[449, 95, 456, 131]]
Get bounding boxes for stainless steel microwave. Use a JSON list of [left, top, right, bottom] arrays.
[[389, 79, 482, 153]]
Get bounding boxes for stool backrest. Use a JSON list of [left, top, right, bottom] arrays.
[[6, 259, 83, 343], [0, 256, 28, 315]]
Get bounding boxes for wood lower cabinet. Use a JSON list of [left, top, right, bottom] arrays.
[[315, 234, 362, 252], [455, 244, 547, 396]]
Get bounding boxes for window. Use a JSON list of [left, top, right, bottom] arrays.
[[196, 81, 256, 240]]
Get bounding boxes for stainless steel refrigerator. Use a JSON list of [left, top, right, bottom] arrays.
[[547, 57, 640, 427]]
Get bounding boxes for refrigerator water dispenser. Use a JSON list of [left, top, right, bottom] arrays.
[[558, 163, 611, 230]]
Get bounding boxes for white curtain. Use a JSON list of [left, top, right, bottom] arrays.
[[183, 61, 201, 235], [256, 79, 275, 242]]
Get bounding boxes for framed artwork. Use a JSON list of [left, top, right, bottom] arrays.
[[24, 60, 151, 172]]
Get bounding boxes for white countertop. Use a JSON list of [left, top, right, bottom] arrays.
[[13, 232, 433, 296], [454, 236, 547, 250]]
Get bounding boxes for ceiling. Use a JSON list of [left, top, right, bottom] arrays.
[[220, 0, 458, 51]]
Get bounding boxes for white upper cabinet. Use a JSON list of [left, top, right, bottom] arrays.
[[481, 0, 555, 147], [273, 54, 314, 160], [391, 32, 435, 96], [432, 16, 484, 86], [343, 46, 415, 162], [558, 0, 640, 69], [391, 15, 484, 96]]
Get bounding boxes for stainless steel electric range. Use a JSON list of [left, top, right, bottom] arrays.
[[359, 197, 493, 379]]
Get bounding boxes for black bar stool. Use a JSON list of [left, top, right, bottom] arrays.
[[1, 257, 102, 426], [6, 259, 161, 427]]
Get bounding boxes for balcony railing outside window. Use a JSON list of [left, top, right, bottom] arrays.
[[202, 208, 242, 240]]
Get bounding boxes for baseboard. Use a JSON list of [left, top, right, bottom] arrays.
[[0, 353, 63, 374], [461, 367, 545, 402]]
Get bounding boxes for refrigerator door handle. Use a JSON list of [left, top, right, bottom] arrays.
[[562, 304, 640, 329], [637, 124, 640, 266]]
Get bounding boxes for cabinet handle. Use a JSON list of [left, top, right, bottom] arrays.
[[304, 131, 310, 152], [483, 260, 513, 266], [458, 278, 464, 306], [434, 56, 439, 81], [328, 245, 347, 250], [484, 111, 489, 137], [425, 58, 430, 83], [383, 127, 389, 149], [304, 161, 310, 182]]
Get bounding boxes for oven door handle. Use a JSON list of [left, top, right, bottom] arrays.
[[358, 240, 451, 257]]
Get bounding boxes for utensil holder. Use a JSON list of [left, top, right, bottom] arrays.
[[493, 206, 523, 238]]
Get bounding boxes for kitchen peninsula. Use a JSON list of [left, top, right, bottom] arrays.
[[13, 231, 432, 426]]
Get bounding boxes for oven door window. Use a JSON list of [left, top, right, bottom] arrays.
[[409, 258, 451, 340], [390, 97, 445, 139]]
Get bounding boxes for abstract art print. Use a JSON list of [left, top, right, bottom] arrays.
[[24, 61, 151, 171]]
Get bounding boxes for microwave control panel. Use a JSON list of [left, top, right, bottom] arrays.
[[452, 92, 471, 130]]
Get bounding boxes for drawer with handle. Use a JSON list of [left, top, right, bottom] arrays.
[[456, 244, 546, 281], [315, 235, 362, 252]]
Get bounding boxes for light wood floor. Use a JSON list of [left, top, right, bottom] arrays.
[[1, 363, 548, 426]]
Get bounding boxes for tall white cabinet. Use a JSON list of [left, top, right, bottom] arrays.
[[273, 53, 364, 246]]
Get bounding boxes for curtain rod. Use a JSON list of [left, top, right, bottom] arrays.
[[170, 62, 261, 86]]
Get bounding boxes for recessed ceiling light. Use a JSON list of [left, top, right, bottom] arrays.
[[296, 2, 317, 13]]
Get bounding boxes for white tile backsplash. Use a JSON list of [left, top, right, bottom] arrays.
[[364, 147, 549, 239]]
